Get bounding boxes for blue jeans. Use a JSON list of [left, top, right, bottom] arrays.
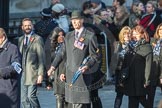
[[21, 84, 40, 108]]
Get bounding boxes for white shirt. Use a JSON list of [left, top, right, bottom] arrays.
[[24, 32, 33, 45], [75, 27, 84, 39]]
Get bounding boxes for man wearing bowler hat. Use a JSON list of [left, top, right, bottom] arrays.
[[48, 10, 100, 108], [40, 8, 51, 19]]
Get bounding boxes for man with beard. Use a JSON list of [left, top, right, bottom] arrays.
[[18, 18, 45, 108]]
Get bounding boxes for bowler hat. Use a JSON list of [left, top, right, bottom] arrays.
[[71, 10, 83, 19], [40, 8, 51, 17]]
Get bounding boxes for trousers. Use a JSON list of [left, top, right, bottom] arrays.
[[21, 84, 40, 108]]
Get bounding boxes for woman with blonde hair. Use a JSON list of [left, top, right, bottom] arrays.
[[114, 26, 132, 108], [148, 23, 162, 108], [129, 1, 145, 28], [140, 0, 161, 37]]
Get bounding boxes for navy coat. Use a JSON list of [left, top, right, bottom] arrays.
[[0, 40, 21, 108]]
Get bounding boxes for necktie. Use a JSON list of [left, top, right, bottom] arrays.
[[75, 32, 79, 40], [25, 36, 28, 46]]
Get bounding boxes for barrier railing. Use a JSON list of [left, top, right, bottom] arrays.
[[100, 31, 109, 81]]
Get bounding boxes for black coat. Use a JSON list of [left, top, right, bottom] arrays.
[[53, 43, 66, 95], [0, 41, 21, 108], [124, 42, 152, 96], [115, 43, 128, 93], [34, 19, 58, 42], [150, 38, 162, 86]]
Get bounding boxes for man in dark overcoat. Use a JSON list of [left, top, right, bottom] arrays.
[[48, 10, 100, 108], [0, 28, 21, 108]]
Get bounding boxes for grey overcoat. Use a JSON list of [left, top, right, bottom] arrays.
[[18, 33, 45, 85], [52, 28, 100, 103]]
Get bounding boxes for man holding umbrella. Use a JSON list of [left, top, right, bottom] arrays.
[[48, 10, 100, 108]]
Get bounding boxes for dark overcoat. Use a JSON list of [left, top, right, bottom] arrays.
[[150, 38, 162, 86], [52, 28, 99, 103], [53, 43, 66, 95], [0, 40, 21, 108], [124, 42, 152, 96], [115, 43, 126, 93]]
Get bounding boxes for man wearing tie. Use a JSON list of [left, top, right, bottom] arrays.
[[48, 10, 100, 108], [18, 18, 45, 108]]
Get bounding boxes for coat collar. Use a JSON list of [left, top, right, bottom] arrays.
[[0, 38, 8, 48], [19, 33, 36, 53]]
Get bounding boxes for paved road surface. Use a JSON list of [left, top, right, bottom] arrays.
[[37, 85, 162, 108]]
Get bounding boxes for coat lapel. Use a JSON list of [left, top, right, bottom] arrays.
[[19, 36, 25, 54], [70, 31, 75, 50], [79, 28, 86, 39]]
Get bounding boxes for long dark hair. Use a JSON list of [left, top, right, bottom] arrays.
[[50, 27, 65, 50]]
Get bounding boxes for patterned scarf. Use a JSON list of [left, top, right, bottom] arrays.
[[129, 40, 137, 49], [119, 42, 130, 58], [119, 40, 140, 58], [133, 38, 146, 48], [54, 43, 63, 54], [153, 39, 162, 56]]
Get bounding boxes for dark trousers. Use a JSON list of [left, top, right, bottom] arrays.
[[128, 96, 147, 108], [55, 94, 70, 108], [72, 103, 91, 108], [114, 92, 124, 108], [91, 89, 103, 108], [147, 85, 156, 108]]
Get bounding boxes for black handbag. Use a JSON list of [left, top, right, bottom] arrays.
[[120, 67, 129, 82]]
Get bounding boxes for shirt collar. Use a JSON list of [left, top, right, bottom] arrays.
[[25, 31, 33, 38], [75, 27, 84, 38], [0, 38, 8, 48]]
